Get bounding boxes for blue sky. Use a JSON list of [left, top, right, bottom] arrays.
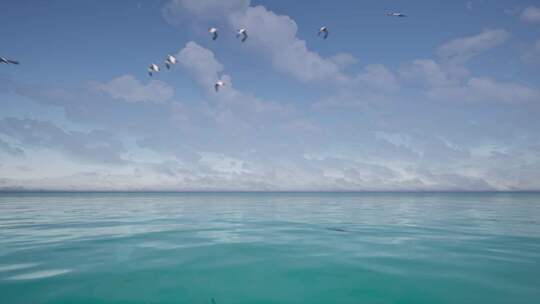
[[1, 0, 540, 191]]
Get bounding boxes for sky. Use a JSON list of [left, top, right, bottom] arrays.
[[1, 0, 540, 191]]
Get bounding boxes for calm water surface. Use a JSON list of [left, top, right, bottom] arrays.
[[0, 192, 539, 303]]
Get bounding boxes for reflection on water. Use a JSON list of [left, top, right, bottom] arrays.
[[7, 269, 72, 281], [0, 192, 539, 303]]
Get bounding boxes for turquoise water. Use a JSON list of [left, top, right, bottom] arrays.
[[1, 192, 539, 303]]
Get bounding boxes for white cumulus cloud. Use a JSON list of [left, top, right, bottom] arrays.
[[176, 41, 224, 87], [437, 29, 510, 64], [96, 75, 174, 103], [520, 6, 540, 23]]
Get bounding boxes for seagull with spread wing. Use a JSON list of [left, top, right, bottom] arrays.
[[165, 55, 177, 70], [236, 28, 248, 42], [209, 27, 218, 41], [0, 57, 19, 65], [214, 80, 225, 92], [386, 12, 406, 17], [148, 63, 159, 76], [318, 26, 329, 39]]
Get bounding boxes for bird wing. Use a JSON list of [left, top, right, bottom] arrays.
[[6, 58, 19, 64]]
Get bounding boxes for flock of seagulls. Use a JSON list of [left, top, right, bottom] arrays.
[[183, 12, 406, 91], [2, 11, 407, 93], [145, 25, 252, 91], [145, 25, 255, 91]]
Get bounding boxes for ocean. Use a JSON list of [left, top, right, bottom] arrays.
[[0, 192, 539, 303]]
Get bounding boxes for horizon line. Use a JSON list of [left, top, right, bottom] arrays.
[[1, 190, 539, 194]]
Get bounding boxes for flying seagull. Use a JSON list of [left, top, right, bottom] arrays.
[[214, 80, 225, 92], [165, 55, 177, 69], [318, 26, 329, 39], [148, 63, 159, 76], [0, 57, 19, 65], [386, 12, 406, 17], [209, 27, 218, 41], [236, 28, 248, 42]]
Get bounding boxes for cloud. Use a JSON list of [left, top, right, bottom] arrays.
[[2, 133, 540, 191], [165, 1, 346, 84], [520, 6, 540, 23], [426, 77, 540, 104], [0, 138, 24, 156], [0, 118, 126, 164], [175, 41, 293, 117], [230, 6, 345, 83], [14, 80, 181, 137], [329, 53, 359, 69], [95, 75, 174, 103], [3, 1, 540, 191], [399, 31, 539, 104], [400, 59, 459, 87], [318, 28, 522, 110], [10, 44, 297, 166], [198, 152, 251, 175], [311, 62, 399, 109], [464, 77, 539, 103], [176, 41, 224, 87], [437, 29, 510, 64], [355, 64, 399, 92], [412, 169, 494, 191]]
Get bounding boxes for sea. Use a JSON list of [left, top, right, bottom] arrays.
[[0, 192, 539, 303]]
